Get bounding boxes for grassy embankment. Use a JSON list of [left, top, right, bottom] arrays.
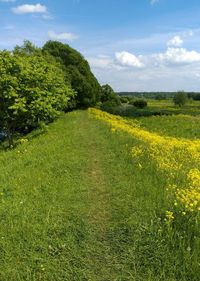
[[0, 110, 199, 281]]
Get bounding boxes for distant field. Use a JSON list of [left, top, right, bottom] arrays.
[[133, 99, 200, 139], [147, 99, 200, 114], [112, 99, 200, 117], [135, 114, 200, 139]]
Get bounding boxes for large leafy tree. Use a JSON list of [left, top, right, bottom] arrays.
[[0, 50, 74, 147], [43, 41, 101, 108]]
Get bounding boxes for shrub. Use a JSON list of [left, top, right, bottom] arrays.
[[119, 96, 129, 104], [128, 98, 135, 105], [173, 91, 188, 107], [133, 99, 148, 109]]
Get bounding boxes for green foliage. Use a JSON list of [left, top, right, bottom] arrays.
[[119, 96, 129, 103], [129, 98, 135, 105], [173, 91, 188, 107], [13, 40, 39, 55], [133, 99, 148, 108], [100, 84, 121, 106], [0, 50, 74, 147], [155, 94, 166, 100], [43, 41, 101, 108]]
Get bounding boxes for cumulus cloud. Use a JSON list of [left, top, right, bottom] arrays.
[[153, 47, 200, 65], [167, 35, 183, 47], [48, 31, 78, 42], [115, 51, 144, 68], [88, 55, 124, 71], [88, 47, 200, 91], [12, 3, 47, 14]]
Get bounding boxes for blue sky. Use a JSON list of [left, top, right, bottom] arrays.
[[1, 0, 200, 91]]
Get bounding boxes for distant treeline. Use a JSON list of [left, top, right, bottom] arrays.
[[118, 92, 200, 100]]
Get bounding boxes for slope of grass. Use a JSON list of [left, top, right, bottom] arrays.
[[0, 110, 199, 281]]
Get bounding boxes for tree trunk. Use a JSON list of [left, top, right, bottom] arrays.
[[6, 128, 14, 148]]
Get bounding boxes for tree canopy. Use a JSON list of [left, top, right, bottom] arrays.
[[0, 48, 74, 146], [0, 40, 119, 147], [43, 41, 101, 108]]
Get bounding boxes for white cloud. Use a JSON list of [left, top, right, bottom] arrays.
[[153, 47, 200, 65], [48, 31, 78, 42], [12, 4, 47, 14], [115, 51, 144, 68], [167, 35, 183, 47], [88, 55, 124, 71], [87, 44, 200, 92], [150, 0, 160, 5]]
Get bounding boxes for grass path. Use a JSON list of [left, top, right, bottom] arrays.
[[0, 111, 196, 281]]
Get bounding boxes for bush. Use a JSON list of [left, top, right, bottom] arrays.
[[128, 98, 135, 105], [101, 100, 120, 111], [133, 99, 148, 109], [173, 91, 188, 107], [119, 96, 129, 104]]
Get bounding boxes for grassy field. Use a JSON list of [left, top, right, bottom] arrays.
[[0, 109, 199, 280], [146, 99, 200, 116], [109, 99, 200, 117], [135, 114, 200, 139]]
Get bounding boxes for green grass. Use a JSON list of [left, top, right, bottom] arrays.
[[147, 99, 200, 115], [0, 110, 199, 280], [135, 114, 200, 139]]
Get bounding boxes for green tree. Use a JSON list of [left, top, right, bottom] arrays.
[[14, 40, 40, 55], [173, 91, 188, 107], [43, 41, 101, 108], [101, 84, 120, 106], [0, 50, 74, 147]]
